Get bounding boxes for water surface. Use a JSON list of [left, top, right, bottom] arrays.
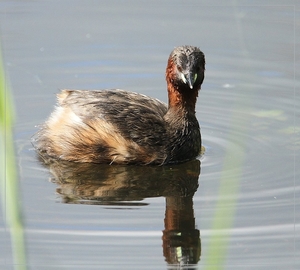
[[0, 1, 299, 269]]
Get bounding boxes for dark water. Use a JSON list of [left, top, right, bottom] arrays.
[[1, 1, 299, 269]]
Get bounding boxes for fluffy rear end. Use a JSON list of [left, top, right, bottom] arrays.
[[33, 105, 166, 165]]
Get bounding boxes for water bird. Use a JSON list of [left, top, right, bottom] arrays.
[[32, 45, 205, 165]]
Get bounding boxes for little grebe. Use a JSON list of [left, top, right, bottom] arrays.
[[33, 45, 205, 165]]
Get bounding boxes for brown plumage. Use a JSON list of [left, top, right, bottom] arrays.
[[32, 45, 205, 165]]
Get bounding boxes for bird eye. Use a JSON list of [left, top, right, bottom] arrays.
[[193, 74, 198, 83], [177, 66, 182, 72]]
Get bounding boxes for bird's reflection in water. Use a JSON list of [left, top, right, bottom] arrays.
[[39, 156, 201, 268]]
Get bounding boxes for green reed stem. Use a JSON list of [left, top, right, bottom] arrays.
[[204, 135, 245, 269], [0, 42, 28, 270], [203, 86, 252, 269]]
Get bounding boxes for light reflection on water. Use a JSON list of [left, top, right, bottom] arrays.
[[38, 157, 202, 268]]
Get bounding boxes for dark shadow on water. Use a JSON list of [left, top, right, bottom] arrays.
[[38, 156, 201, 269]]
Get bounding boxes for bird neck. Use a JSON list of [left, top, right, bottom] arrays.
[[166, 82, 199, 116]]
